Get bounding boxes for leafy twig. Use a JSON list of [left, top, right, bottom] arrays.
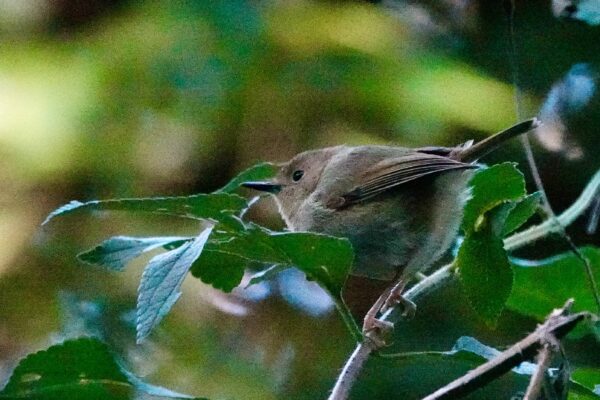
[[504, 169, 600, 250], [421, 300, 586, 400], [327, 264, 455, 400], [503, 166, 600, 313], [328, 169, 600, 400], [506, 0, 600, 315]]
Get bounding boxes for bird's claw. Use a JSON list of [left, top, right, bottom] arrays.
[[381, 293, 416, 320], [363, 316, 394, 348]]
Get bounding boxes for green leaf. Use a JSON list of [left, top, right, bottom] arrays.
[[0, 338, 131, 400], [502, 192, 542, 236], [191, 250, 254, 292], [42, 193, 247, 225], [487, 202, 517, 237], [0, 338, 204, 400], [507, 247, 600, 322], [136, 227, 213, 343], [569, 387, 600, 400], [77, 236, 190, 271], [45, 169, 360, 339], [194, 222, 361, 339], [571, 369, 600, 396], [456, 163, 532, 325], [196, 225, 361, 340], [268, 232, 353, 296], [216, 162, 278, 194], [457, 217, 513, 327], [461, 163, 526, 233], [205, 227, 354, 298], [207, 225, 289, 264], [248, 231, 360, 340]]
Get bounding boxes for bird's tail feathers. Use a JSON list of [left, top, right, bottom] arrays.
[[454, 118, 541, 162]]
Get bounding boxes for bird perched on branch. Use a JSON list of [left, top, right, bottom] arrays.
[[243, 118, 539, 342]]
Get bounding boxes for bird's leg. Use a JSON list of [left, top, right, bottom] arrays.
[[362, 285, 395, 348], [362, 276, 418, 347], [380, 279, 416, 319]]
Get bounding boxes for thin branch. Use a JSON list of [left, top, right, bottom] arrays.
[[524, 298, 569, 400], [328, 169, 600, 400], [329, 341, 376, 400], [503, 169, 600, 250], [505, 0, 553, 216], [523, 343, 554, 400], [586, 194, 600, 234], [421, 300, 587, 400], [328, 266, 455, 400]]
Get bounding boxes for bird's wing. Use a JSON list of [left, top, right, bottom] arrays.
[[413, 146, 455, 156], [415, 140, 474, 158], [338, 152, 476, 207]]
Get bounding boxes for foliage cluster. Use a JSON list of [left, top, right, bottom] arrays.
[[3, 161, 599, 399]]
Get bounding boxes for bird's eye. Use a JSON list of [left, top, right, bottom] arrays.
[[292, 170, 304, 182]]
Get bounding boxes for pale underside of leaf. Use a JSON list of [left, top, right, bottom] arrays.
[[77, 236, 191, 271], [42, 193, 247, 226], [136, 226, 214, 342]]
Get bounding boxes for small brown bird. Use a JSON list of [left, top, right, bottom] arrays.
[[243, 119, 539, 337]]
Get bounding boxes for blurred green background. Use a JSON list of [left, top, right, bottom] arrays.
[[1, 0, 599, 399]]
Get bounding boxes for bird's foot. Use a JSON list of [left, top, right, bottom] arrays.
[[361, 287, 395, 348], [379, 280, 416, 319], [381, 292, 416, 320], [363, 314, 394, 348], [360, 278, 418, 348]]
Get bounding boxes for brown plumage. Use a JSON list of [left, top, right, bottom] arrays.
[[243, 119, 538, 283]]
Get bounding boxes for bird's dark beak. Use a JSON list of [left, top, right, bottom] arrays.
[[241, 181, 282, 194]]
